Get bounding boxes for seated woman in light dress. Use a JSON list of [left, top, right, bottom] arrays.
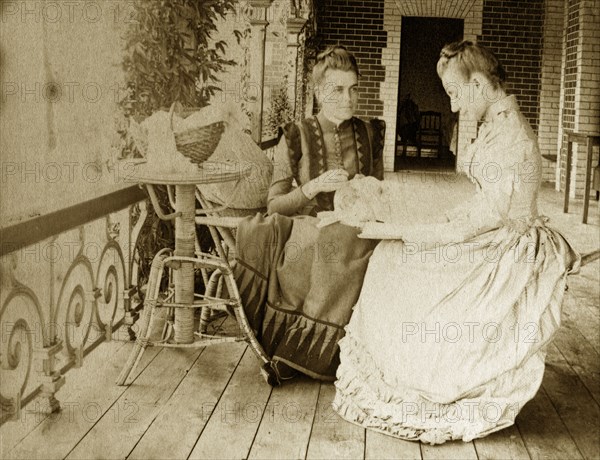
[[332, 40, 581, 444]]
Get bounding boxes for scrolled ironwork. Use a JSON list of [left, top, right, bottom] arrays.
[[95, 241, 126, 333], [0, 286, 45, 416], [54, 256, 96, 358]]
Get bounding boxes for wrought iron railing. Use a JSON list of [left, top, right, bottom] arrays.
[[0, 139, 278, 425], [0, 185, 147, 424]]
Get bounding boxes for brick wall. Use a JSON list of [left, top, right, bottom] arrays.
[[562, 0, 579, 133], [316, 0, 387, 119], [576, 1, 600, 136], [538, 0, 565, 182], [302, 0, 597, 186], [263, 0, 290, 138], [477, 0, 545, 134], [559, 0, 580, 191], [558, 0, 600, 197]]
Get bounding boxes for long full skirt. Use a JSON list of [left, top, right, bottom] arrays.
[[333, 221, 580, 444], [234, 214, 377, 380]]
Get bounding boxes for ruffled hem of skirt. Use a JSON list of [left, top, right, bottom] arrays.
[[333, 333, 516, 445]]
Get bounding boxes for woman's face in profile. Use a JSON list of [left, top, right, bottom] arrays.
[[317, 69, 359, 124], [441, 61, 489, 122]]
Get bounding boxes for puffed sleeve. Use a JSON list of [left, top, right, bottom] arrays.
[[266, 129, 312, 216], [478, 129, 537, 223]]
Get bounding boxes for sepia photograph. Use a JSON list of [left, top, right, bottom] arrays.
[[1, 0, 598, 458]]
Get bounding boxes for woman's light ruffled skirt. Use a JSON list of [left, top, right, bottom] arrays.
[[333, 220, 580, 444]]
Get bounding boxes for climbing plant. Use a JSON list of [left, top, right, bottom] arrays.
[[119, 0, 240, 120], [264, 78, 294, 139]]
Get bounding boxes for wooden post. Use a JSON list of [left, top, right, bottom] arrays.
[[248, 0, 274, 145], [286, 16, 307, 119]]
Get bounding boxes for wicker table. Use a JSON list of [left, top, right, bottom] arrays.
[[563, 131, 600, 224], [116, 164, 269, 385]]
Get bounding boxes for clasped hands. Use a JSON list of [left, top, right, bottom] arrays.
[[305, 169, 366, 228], [301, 169, 356, 199]]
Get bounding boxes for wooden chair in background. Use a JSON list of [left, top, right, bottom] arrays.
[[416, 111, 443, 158]]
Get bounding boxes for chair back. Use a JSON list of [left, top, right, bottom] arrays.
[[419, 111, 442, 133], [415, 111, 443, 158]]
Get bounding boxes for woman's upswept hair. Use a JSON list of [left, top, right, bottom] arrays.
[[312, 45, 360, 85], [437, 40, 507, 89]]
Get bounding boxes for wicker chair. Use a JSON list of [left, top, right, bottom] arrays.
[[193, 187, 282, 384]]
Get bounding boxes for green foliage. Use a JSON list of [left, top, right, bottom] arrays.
[[120, 0, 238, 119], [265, 82, 294, 138]]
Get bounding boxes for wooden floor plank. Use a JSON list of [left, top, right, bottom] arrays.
[[306, 383, 365, 460], [473, 424, 531, 460], [5, 341, 160, 460], [127, 341, 246, 460], [543, 343, 600, 460], [0, 340, 126, 458], [567, 264, 600, 314], [516, 387, 583, 460], [365, 430, 422, 460], [248, 376, 320, 460], [562, 283, 600, 355], [188, 348, 272, 460], [551, 318, 600, 406], [64, 345, 202, 460], [420, 440, 478, 460]]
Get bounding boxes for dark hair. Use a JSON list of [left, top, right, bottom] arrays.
[[437, 40, 507, 89], [312, 45, 360, 85]]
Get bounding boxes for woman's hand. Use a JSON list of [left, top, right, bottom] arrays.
[[302, 169, 349, 199]]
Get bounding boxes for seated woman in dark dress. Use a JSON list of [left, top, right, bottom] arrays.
[[233, 46, 385, 384]]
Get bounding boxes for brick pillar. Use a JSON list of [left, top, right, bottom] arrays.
[[248, 0, 274, 144], [538, 0, 566, 183], [559, 0, 600, 197]]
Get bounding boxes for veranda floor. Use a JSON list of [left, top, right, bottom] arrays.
[[2, 172, 598, 460]]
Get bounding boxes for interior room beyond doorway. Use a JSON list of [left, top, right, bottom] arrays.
[[395, 16, 464, 172]]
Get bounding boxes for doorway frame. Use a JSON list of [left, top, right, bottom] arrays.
[[395, 15, 464, 171], [380, 0, 484, 172]]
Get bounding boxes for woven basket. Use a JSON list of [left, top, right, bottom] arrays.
[[170, 102, 225, 165]]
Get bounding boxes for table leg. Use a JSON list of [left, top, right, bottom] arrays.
[[563, 140, 573, 213], [583, 138, 594, 224], [174, 185, 196, 343], [116, 250, 169, 385]]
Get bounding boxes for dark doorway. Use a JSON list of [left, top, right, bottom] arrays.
[[395, 17, 463, 171]]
